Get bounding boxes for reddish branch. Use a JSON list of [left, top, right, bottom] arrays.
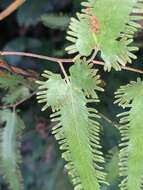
[[0, 0, 25, 21], [1, 51, 143, 74], [0, 51, 72, 63], [0, 50, 143, 109], [0, 60, 38, 79]]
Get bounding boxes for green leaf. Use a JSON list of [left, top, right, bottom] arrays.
[[0, 72, 24, 89], [115, 78, 143, 190], [69, 59, 103, 98], [36, 62, 108, 190], [41, 14, 70, 30], [36, 71, 69, 111], [17, 0, 48, 26], [0, 109, 25, 190], [114, 78, 143, 107], [66, 0, 143, 71]]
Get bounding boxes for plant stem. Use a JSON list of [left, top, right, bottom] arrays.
[[1, 51, 143, 75], [0, 92, 36, 109], [0, 51, 72, 63], [87, 49, 98, 63], [92, 60, 143, 75], [0, 0, 25, 21], [58, 61, 70, 85], [1, 50, 143, 109]]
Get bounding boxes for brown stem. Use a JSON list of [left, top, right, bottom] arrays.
[[58, 61, 70, 85], [0, 0, 26, 21], [0, 50, 143, 109], [0, 51, 72, 63], [1, 51, 143, 75], [87, 49, 98, 63], [92, 60, 143, 74]]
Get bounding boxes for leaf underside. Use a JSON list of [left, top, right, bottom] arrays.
[[106, 147, 119, 186], [0, 109, 24, 190], [37, 61, 108, 190], [115, 78, 143, 190], [66, 0, 143, 71]]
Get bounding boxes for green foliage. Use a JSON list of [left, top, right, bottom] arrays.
[[106, 147, 119, 187], [0, 72, 34, 105], [115, 78, 143, 190], [0, 109, 24, 190], [37, 61, 108, 190], [0, 72, 24, 89], [1, 0, 143, 190], [41, 14, 70, 30], [66, 0, 143, 71], [69, 59, 103, 97]]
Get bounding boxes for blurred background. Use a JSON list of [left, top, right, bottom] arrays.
[[0, 1, 143, 190]]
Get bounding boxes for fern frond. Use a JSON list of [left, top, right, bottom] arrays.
[[69, 59, 104, 98], [66, 0, 143, 71], [0, 72, 24, 89], [114, 77, 143, 107], [0, 109, 24, 190], [0, 72, 33, 104], [36, 71, 68, 111], [115, 78, 143, 190], [37, 62, 107, 190]]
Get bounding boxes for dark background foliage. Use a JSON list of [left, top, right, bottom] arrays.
[[0, 1, 142, 190]]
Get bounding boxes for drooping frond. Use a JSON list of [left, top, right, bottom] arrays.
[[36, 62, 108, 190], [66, 0, 143, 71], [0, 109, 24, 190], [115, 78, 143, 190]]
